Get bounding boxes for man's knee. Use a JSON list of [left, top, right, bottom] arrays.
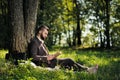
[[49, 59, 57, 68], [65, 58, 75, 64], [58, 58, 75, 67]]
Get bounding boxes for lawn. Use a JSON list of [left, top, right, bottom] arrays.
[[0, 48, 120, 80]]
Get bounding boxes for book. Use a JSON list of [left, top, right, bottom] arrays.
[[54, 52, 62, 58]]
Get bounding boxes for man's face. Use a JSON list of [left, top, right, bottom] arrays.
[[40, 29, 48, 40]]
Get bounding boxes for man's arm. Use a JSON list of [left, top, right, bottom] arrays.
[[30, 40, 61, 62], [30, 40, 48, 62], [47, 51, 62, 60]]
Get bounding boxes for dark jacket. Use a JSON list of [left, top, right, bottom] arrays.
[[29, 37, 49, 65]]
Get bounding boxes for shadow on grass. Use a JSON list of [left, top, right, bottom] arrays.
[[60, 48, 120, 80]]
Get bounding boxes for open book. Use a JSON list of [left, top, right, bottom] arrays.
[[53, 52, 62, 58]]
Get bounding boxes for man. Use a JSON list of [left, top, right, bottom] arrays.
[[28, 25, 98, 73]]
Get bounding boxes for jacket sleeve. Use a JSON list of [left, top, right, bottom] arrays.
[[30, 40, 48, 62]]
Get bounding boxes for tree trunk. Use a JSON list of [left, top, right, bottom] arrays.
[[75, 0, 81, 45], [24, 0, 39, 44], [7, 0, 38, 61], [105, 0, 110, 48], [36, 0, 45, 25], [76, 16, 81, 45], [9, 0, 26, 53], [67, 20, 72, 47], [72, 27, 76, 46]]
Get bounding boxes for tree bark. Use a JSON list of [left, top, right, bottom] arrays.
[[76, 15, 81, 45], [9, 0, 25, 53], [8, 0, 39, 60], [74, 0, 81, 45], [72, 27, 76, 46], [24, 0, 39, 44], [105, 0, 110, 48]]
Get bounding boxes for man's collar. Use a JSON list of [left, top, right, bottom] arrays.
[[36, 36, 44, 43]]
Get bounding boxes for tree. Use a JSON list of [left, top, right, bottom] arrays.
[[8, 0, 38, 58], [0, 0, 9, 49], [111, 0, 120, 47], [84, 0, 112, 48], [74, 0, 81, 45], [104, 0, 111, 48]]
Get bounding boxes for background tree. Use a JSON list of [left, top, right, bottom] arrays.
[[0, 0, 9, 49], [0, 0, 120, 51], [104, 0, 111, 48], [110, 0, 120, 47], [74, 0, 82, 45]]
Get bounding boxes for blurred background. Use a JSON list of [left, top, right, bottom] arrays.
[[0, 0, 120, 49]]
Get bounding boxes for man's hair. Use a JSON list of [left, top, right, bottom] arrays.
[[36, 25, 49, 35]]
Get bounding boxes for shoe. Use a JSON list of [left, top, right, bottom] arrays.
[[87, 64, 98, 74]]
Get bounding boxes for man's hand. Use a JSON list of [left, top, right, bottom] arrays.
[[47, 51, 62, 61], [47, 55, 55, 61]]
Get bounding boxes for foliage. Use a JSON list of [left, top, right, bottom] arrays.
[[0, 0, 120, 49], [0, 0, 10, 49], [36, 0, 120, 48], [0, 49, 119, 80]]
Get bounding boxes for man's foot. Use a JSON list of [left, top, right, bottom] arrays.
[[87, 64, 98, 74]]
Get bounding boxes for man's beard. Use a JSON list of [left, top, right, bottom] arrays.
[[40, 34, 45, 40]]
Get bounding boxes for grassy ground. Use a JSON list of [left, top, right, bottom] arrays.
[[0, 48, 120, 80]]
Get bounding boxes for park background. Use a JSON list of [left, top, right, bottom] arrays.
[[0, 0, 120, 80]]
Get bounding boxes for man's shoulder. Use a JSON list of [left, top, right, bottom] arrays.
[[30, 37, 42, 44], [31, 37, 37, 41]]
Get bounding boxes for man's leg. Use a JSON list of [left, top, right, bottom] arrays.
[[48, 59, 57, 68], [57, 58, 88, 71], [44, 58, 98, 73]]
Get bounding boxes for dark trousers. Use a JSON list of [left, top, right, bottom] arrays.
[[48, 58, 88, 71]]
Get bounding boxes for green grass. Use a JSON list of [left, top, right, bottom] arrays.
[[0, 48, 120, 80]]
